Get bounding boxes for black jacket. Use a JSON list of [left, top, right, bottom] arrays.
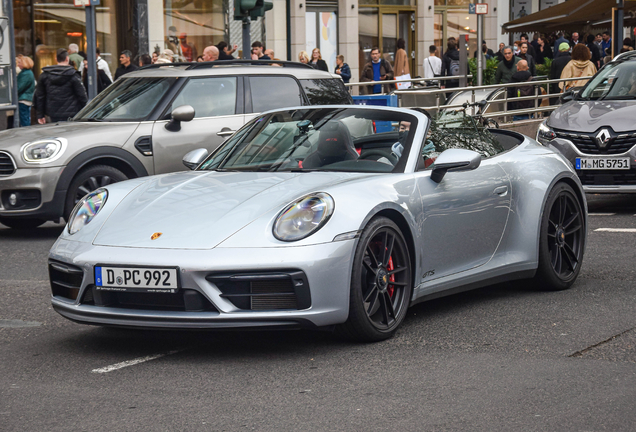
[[35, 65, 88, 121], [442, 48, 461, 87], [550, 51, 572, 94], [510, 70, 534, 110], [550, 52, 572, 80], [114, 63, 139, 80], [587, 42, 602, 69], [83, 67, 112, 95], [311, 59, 329, 72], [516, 53, 536, 76]]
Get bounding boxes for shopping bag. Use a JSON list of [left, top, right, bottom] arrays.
[[395, 73, 412, 90]]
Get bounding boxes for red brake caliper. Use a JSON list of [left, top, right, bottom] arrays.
[[387, 256, 395, 297]]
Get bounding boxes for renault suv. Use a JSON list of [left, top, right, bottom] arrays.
[[537, 51, 636, 193], [0, 61, 352, 229]]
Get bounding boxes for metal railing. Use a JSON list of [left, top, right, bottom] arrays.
[[349, 75, 593, 121], [344, 75, 473, 89]]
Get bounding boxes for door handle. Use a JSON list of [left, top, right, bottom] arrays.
[[216, 128, 235, 137], [493, 185, 508, 196]]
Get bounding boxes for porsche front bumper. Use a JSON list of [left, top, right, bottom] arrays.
[[49, 238, 356, 329]]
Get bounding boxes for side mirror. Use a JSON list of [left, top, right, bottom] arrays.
[[165, 105, 195, 132], [430, 149, 481, 183], [182, 148, 208, 170], [560, 87, 581, 104]]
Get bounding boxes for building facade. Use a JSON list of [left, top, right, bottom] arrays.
[[10, 0, 567, 79]]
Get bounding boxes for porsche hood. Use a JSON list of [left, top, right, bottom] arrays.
[[92, 171, 365, 249]]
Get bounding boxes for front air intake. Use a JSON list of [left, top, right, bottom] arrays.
[[206, 270, 311, 311], [49, 260, 84, 300]]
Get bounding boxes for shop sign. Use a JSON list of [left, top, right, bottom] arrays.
[[512, 0, 531, 19]]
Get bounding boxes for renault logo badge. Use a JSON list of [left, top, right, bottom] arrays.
[[151, 232, 163, 240], [596, 129, 612, 148]]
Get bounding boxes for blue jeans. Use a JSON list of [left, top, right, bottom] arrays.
[[18, 103, 31, 127], [513, 114, 529, 121]]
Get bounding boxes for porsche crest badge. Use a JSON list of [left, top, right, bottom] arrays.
[[151, 232, 163, 240]]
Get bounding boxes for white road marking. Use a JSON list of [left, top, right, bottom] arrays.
[[92, 350, 181, 373], [588, 213, 616, 216], [594, 228, 636, 233]]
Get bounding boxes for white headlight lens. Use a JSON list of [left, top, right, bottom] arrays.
[[273, 193, 335, 241], [537, 122, 556, 143], [67, 189, 108, 235], [22, 138, 67, 163]]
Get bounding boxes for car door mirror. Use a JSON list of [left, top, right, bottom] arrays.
[[560, 87, 581, 104], [166, 105, 195, 132], [182, 148, 208, 170], [430, 149, 481, 183]]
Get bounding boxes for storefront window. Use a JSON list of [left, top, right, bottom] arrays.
[[446, 9, 476, 57], [359, 7, 378, 70], [14, 0, 33, 59], [382, 13, 396, 63], [31, 0, 118, 75], [163, 0, 225, 62]]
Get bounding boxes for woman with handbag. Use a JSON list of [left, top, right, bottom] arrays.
[[559, 44, 596, 91]]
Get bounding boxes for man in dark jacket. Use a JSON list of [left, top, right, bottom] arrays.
[[586, 34, 602, 70], [495, 46, 520, 84], [442, 40, 461, 89], [360, 47, 394, 94], [114, 50, 138, 80], [549, 42, 572, 102], [36, 48, 88, 124], [510, 59, 533, 120]]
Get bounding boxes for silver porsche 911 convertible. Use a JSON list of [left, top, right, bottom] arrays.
[[49, 106, 587, 341]]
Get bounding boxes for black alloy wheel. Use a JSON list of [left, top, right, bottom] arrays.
[[336, 217, 412, 342], [64, 165, 128, 220], [533, 182, 585, 290]]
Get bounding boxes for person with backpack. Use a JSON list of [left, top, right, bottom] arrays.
[[495, 46, 520, 84], [360, 47, 394, 94], [509, 59, 534, 121], [442, 40, 461, 89]]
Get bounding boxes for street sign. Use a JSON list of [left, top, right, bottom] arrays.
[[468, 3, 475, 14], [73, 0, 89, 6], [476, 3, 488, 14]]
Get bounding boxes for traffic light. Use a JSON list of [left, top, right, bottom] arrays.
[[249, 0, 273, 20], [233, 0, 257, 20]]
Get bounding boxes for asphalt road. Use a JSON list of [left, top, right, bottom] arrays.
[[1, 194, 636, 431]]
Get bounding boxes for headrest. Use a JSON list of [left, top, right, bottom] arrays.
[[317, 121, 353, 157]]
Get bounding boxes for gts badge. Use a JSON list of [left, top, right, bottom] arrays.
[[422, 270, 435, 279]]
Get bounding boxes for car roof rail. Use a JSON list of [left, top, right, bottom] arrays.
[[140, 60, 316, 71], [611, 50, 636, 62]]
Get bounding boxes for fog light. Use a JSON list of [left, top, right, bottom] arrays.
[[8, 193, 17, 206]]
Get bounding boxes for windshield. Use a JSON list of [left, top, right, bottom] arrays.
[[579, 61, 636, 100], [74, 77, 175, 121], [198, 108, 419, 173]]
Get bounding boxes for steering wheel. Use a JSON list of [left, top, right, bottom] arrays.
[[361, 150, 398, 166]]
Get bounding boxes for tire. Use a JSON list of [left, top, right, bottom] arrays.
[[64, 165, 128, 220], [532, 182, 585, 291], [336, 217, 413, 342], [0, 217, 46, 230]]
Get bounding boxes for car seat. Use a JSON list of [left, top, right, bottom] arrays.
[[302, 121, 358, 169]]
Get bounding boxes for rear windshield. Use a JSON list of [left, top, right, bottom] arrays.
[[300, 79, 353, 105]]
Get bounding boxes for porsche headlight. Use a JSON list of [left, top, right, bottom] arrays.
[[273, 193, 335, 242], [537, 122, 556, 145], [21, 138, 67, 163], [67, 189, 108, 235]]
